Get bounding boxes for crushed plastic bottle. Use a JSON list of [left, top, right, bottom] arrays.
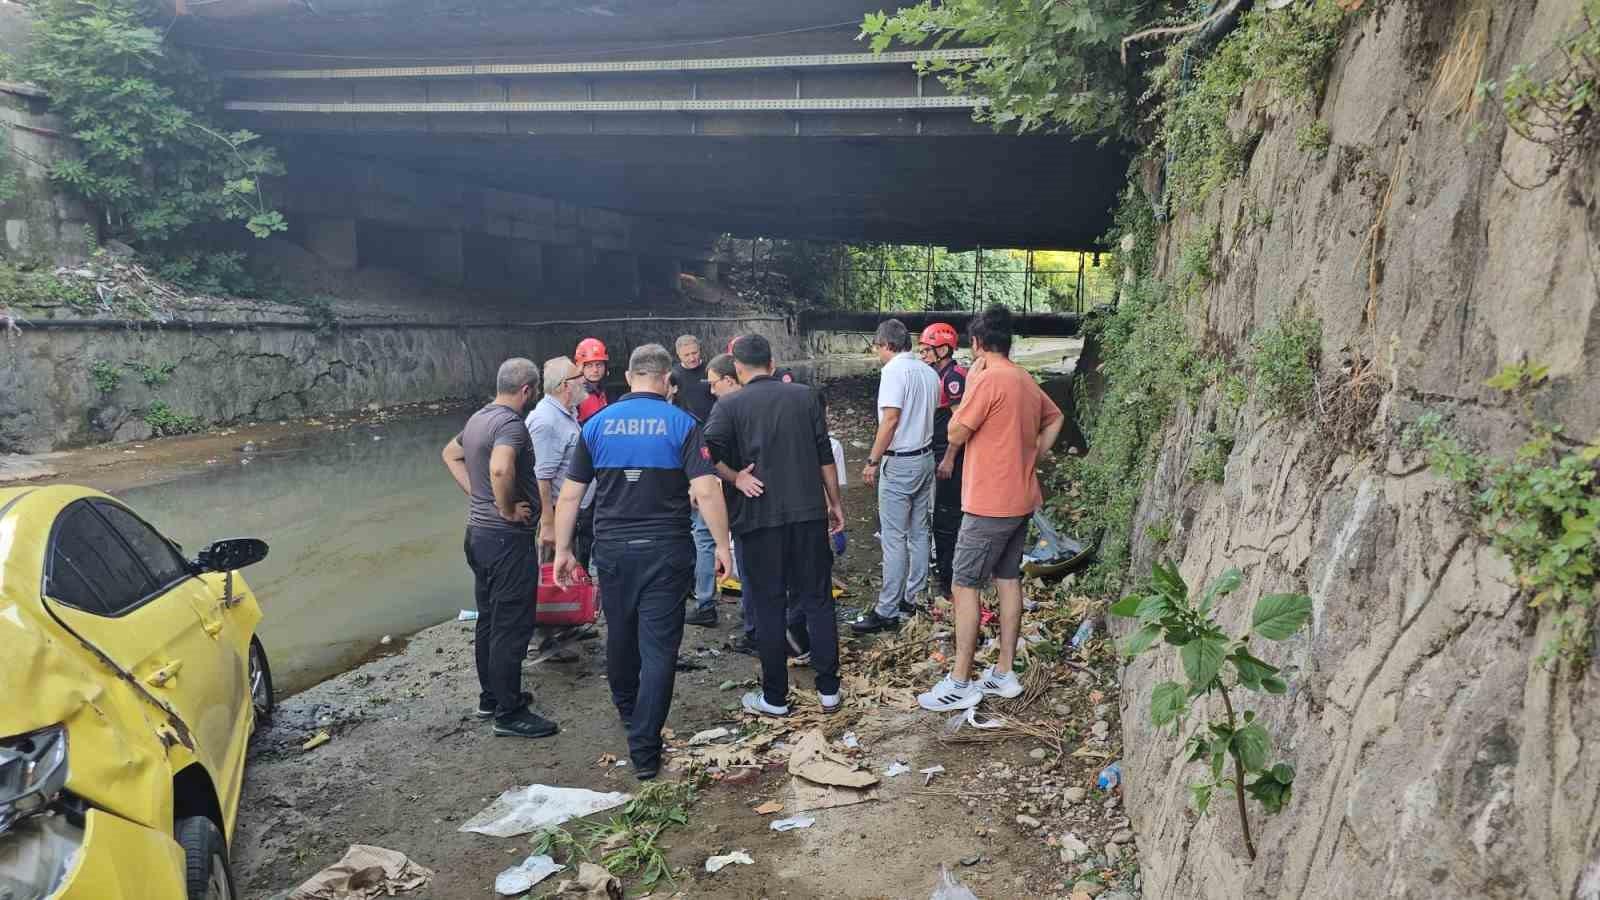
[[1097, 761, 1122, 791], [1070, 620, 1095, 649]]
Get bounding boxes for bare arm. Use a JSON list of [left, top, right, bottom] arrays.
[[1036, 415, 1065, 459], [948, 420, 975, 449], [536, 479, 555, 541], [441, 437, 470, 494], [553, 479, 586, 555], [819, 464, 844, 533], [489, 444, 530, 523], [689, 474, 735, 579]]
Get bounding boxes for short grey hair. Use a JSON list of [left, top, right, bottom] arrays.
[[628, 343, 673, 377], [874, 319, 911, 352], [496, 357, 540, 394], [674, 334, 700, 351], [542, 356, 576, 394]]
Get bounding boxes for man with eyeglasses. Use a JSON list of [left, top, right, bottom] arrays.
[[527, 356, 592, 561], [672, 335, 722, 627]]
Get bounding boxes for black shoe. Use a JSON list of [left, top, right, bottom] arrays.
[[632, 757, 660, 781], [729, 634, 760, 657], [851, 610, 902, 635], [493, 710, 560, 738], [475, 691, 533, 718], [685, 606, 719, 628], [899, 599, 928, 617]]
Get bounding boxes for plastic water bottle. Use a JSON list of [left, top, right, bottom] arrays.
[[1070, 620, 1095, 649], [1097, 761, 1122, 791]]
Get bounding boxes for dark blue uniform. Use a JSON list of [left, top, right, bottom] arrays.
[[568, 391, 716, 775]]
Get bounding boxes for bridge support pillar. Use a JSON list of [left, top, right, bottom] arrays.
[[304, 216, 358, 270], [421, 229, 465, 285]]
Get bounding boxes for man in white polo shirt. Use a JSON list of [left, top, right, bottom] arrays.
[[853, 318, 939, 634]]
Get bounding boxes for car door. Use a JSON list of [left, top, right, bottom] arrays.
[[42, 501, 248, 798]]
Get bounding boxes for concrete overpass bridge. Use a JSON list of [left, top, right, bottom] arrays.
[[169, 1, 1128, 301]]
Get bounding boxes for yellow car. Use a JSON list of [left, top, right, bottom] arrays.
[[0, 485, 273, 900]]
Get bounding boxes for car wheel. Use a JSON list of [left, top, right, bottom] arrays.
[[249, 636, 274, 727], [177, 815, 236, 900]]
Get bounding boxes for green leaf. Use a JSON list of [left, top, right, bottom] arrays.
[[1150, 681, 1189, 727], [1152, 560, 1188, 601], [1108, 594, 1142, 618], [1134, 593, 1171, 623], [1228, 649, 1279, 690], [1231, 722, 1270, 772], [1260, 675, 1289, 694], [1251, 593, 1314, 640], [1190, 781, 1215, 814], [1270, 762, 1296, 784], [1246, 776, 1292, 814], [1180, 636, 1227, 691], [1199, 567, 1242, 614], [1121, 623, 1162, 658]]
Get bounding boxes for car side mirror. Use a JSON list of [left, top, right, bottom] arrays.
[[195, 538, 269, 573]]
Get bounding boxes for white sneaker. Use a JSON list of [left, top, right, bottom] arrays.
[[741, 691, 789, 718], [819, 691, 841, 714], [977, 666, 1023, 699], [917, 675, 983, 711]]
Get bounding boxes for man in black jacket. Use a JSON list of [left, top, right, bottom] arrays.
[[704, 334, 846, 716], [671, 334, 722, 627]]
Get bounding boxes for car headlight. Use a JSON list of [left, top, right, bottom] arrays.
[[0, 728, 68, 835]]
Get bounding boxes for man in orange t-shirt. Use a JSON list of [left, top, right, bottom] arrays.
[[917, 304, 1063, 712]]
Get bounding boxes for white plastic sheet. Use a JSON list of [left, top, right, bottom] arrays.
[[459, 785, 631, 838], [705, 850, 754, 873], [494, 855, 564, 895]]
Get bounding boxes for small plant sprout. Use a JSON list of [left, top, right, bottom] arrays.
[[1110, 562, 1313, 861]]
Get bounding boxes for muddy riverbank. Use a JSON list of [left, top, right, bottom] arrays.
[[230, 368, 1138, 900]]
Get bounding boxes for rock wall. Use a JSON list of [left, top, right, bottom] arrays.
[[0, 312, 800, 452], [1118, 2, 1600, 898]]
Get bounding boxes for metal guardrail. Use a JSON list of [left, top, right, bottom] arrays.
[[225, 96, 986, 114], [223, 48, 989, 81]]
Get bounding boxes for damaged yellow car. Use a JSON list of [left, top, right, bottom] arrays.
[[0, 485, 273, 900]]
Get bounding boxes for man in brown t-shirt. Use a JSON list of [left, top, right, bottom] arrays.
[[441, 357, 560, 739], [918, 306, 1063, 712]]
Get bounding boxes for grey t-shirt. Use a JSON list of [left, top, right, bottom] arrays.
[[459, 403, 538, 533]]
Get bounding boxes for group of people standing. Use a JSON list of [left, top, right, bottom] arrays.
[[441, 303, 1062, 780]]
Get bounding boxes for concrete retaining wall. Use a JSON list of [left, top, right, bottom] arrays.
[[0, 313, 801, 452]]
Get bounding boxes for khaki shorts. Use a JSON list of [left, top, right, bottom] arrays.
[[952, 513, 1030, 588]]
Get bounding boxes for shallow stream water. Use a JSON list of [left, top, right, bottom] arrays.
[[119, 412, 472, 694]]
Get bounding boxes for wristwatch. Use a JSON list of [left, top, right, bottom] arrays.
[[866, 457, 880, 467]]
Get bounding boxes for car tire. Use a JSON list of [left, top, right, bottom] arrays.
[[177, 815, 236, 900], [249, 636, 274, 728]]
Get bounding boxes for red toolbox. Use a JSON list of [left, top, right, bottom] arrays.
[[536, 564, 598, 626]]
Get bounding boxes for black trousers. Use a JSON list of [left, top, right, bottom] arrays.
[[593, 536, 693, 771], [932, 450, 965, 597], [464, 527, 538, 717], [736, 520, 839, 706]]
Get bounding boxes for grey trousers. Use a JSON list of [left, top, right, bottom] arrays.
[[875, 452, 935, 618]]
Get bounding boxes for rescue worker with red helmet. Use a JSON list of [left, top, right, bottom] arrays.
[[575, 338, 612, 424], [572, 337, 614, 568], [918, 322, 967, 601]]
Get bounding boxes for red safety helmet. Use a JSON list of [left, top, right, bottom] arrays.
[[575, 338, 609, 365], [919, 322, 958, 350]]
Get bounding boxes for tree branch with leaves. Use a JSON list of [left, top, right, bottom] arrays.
[[19, 0, 286, 245]]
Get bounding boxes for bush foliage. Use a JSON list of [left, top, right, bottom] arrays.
[[19, 0, 286, 245]]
